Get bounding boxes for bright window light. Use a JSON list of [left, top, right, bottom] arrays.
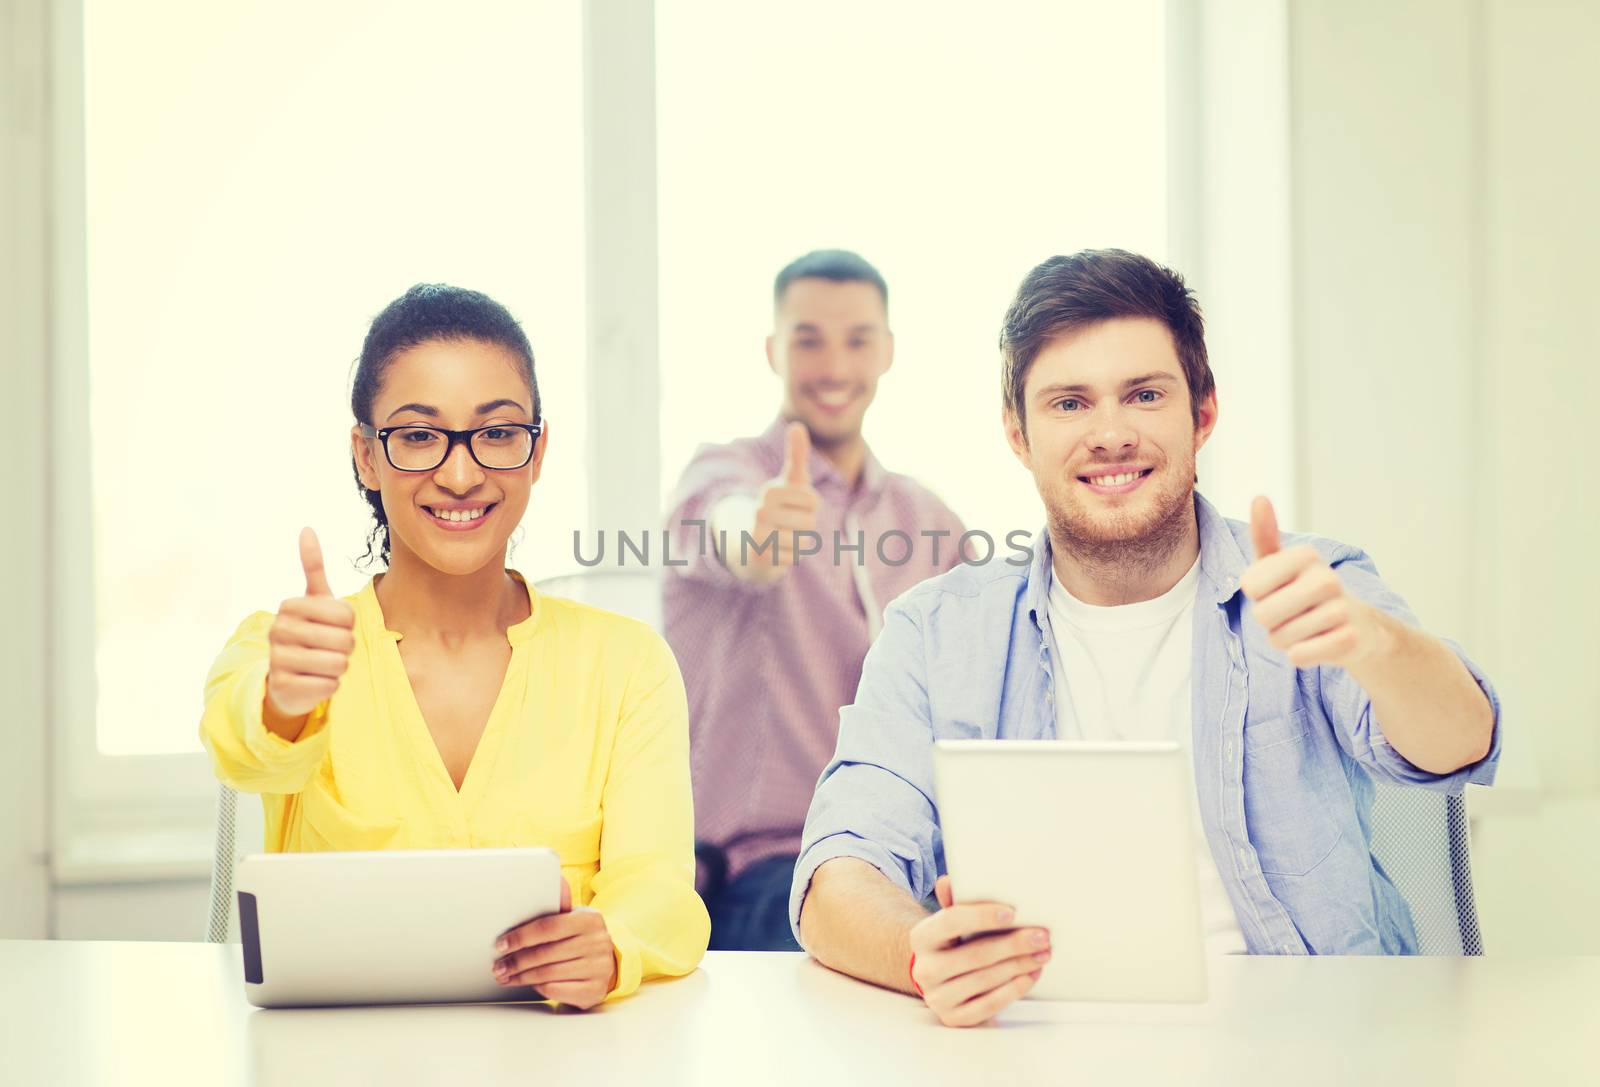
[[84, 1, 587, 755]]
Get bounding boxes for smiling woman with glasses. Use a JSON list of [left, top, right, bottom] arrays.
[[198, 284, 708, 1008]]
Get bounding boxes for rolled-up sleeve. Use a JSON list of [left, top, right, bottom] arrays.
[[789, 598, 942, 943], [199, 612, 331, 795], [1318, 548, 1503, 793], [587, 630, 710, 1000]]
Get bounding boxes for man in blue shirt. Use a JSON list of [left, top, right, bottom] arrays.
[[789, 249, 1501, 1028]]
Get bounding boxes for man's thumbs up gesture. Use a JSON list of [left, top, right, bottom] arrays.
[[263, 528, 357, 737], [736, 421, 821, 585], [1240, 496, 1383, 670]]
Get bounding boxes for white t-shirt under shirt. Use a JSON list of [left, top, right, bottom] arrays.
[[1046, 556, 1249, 956]]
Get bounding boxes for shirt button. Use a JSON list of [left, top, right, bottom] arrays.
[[1223, 741, 1235, 761]]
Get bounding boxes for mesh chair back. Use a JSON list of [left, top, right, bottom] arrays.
[[1367, 784, 1483, 954], [535, 567, 663, 632], [204, 783, 264, 943]]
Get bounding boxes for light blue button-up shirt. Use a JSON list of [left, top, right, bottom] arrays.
[[790, 494, 1502, 954]]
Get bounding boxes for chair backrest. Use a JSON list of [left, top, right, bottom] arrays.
[[534, 567, 664, 633], [204, 783, 264, 943], [1367, 784, 1483, 954]]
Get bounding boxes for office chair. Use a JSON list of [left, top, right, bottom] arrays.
[[1368, 784, 1484, 954], [204, 782, 263, 943]]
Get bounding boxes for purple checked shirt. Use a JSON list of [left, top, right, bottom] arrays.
[[663, 417, 966, 878]]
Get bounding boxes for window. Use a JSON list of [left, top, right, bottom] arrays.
[[55, 0, 1192, 871], [81, 1, 587, 757], [656, 0, 1169, 537]]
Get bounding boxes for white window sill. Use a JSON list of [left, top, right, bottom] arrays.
[[53, 827, 215, 886]]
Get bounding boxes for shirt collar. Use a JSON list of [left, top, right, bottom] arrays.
[[1023, 491, 1246, 631], [1024, 525, 1054, 633], [505, 570, 541, 645], [359, 569, 541, 646], [1194, 492, 1248, 605]]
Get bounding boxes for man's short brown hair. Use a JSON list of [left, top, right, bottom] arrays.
[[1000, 249, 1214, 437]]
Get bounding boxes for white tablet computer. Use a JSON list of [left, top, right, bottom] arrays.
[[932, 740, 1207, 1003], [235, 847, 562, 1008]]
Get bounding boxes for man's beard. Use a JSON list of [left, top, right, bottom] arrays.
[[1043, 459, 1197, 585]]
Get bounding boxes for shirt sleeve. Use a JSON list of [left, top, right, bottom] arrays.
[[588, 629, 711, 1000], [789, 597, 941, 944], [1316, 546, 1503, 793], [198, 611, 331, 796], [661, 441, 776, 592]]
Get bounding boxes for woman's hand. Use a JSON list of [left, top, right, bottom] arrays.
[[493, 877, 618, 1010], [263, 528, 356, 738]]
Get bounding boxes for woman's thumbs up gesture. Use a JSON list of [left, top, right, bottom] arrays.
[[264, 528, 356, 736]]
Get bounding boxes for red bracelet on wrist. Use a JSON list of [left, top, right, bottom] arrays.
[[908, 951, 925, 998]]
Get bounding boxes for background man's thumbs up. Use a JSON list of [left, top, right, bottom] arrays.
[[781, 421, 812, 487], [732, 421, 821, 584]]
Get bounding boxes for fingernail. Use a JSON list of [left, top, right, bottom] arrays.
[[495, 938, 509, 953], [1033, 950, 1051, 962], [1031, 931, 1047, 948], [995, 908, 1014, 925], [493, 962, 508, 976]]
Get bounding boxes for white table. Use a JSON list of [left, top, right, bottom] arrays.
[[2, 941, 1595, 1086]]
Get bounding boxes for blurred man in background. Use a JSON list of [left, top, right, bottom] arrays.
[[663, 249, 966, 950]]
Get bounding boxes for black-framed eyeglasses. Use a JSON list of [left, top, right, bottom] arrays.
[[359, 421, 543, 472]]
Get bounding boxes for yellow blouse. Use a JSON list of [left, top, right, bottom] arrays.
[[199, 574, 709, 1000]]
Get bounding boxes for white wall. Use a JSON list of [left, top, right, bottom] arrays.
[[1173, 0, 1297, 527], [1291, 0, 1599, 798], [1290, 0, 1482, 646], [55, 881, 208, 942], [1478, 0, 1600, 797], [1289, 0, 1600, 951], [0, 0, 53, 940]]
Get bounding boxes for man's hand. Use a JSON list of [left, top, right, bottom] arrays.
[[493, 878, 618, 1010], [1242, 496, 1494, 772], [729, 421, 820, 584], [1240, 496, 1389, 669], [908, 876, 1048, 1028]]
